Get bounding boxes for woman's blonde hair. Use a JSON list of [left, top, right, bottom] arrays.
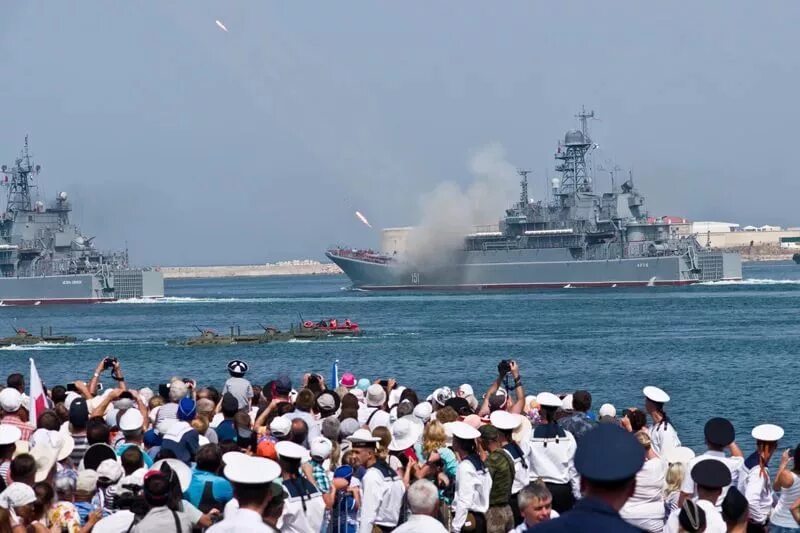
[[191, 415, 209, 434], [372, 426, 392, 460], [635, 431, 652, 450], [423, 420, 447, 458], [664, 461, 686, 496]]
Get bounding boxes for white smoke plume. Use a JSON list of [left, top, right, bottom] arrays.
[[405, 143, 519, 265]]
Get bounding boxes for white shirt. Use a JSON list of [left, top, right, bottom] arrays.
[[392, 514, 448, 533], [503, 440, 531, 494], [279, 479, 325, 533], [359, 462, 406, 533], [771, 471, 800, 527], [207, 508, 274, 533], [527, 426, 580, 498], [620, 457, 666, 531], [452, 456, 492, 533], [648, 421, 681, 458], [508, 510, 560, 532], [739, 459, 773, 525], [680, 451, 743, 508], [663, 498, 726, 533]]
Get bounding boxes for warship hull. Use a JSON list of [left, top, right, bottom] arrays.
[[326, 249, 742, 290], [0, 270, 164, 305]]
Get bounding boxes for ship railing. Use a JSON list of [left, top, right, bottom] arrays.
[[328, 247, 391, 264]]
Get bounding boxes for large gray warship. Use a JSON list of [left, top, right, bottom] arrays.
[[0, 138, 163, 305], [327, 110, 742, 289]]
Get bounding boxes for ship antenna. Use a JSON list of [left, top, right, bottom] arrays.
[[516, 169, 531, 208], [5, 136, 37, 214], [576, 105, 596, 138]]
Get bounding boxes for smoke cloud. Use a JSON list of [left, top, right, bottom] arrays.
[[405, 143, 519, 265]]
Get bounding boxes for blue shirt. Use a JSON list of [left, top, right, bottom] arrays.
[[185, 469, 234, 511], [215, 420, 237, 443], [528, 497, 644, 532]]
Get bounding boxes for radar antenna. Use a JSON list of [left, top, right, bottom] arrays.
[[3, 136, 39, 214], [516, 169, 531, 208]]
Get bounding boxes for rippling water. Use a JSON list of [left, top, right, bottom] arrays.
[[2, 261, 799, 451]]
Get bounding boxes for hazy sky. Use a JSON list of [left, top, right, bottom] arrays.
[[1, 2, 797, 265]]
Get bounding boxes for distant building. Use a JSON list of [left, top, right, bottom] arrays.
[[692, 221, 740, 234]]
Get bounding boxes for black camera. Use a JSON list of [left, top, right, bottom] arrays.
[[103, 357, 118, 369], [498, 359, 513, 376]]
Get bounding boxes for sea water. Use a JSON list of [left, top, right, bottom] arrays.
[[1, 261, 799, 450]]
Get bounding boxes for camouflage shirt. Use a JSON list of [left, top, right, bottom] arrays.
[[558, 412, 596, 441]]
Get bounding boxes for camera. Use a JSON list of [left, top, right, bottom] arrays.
[[103, 357, 118, 370], [497, 359, 513, 377]]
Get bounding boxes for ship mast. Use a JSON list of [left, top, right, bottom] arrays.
[[516, 169, 531, 208], [2, 136, 39, 214], [554, 107, 595, 195]]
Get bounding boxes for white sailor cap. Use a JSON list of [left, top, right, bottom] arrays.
[[0, 424, 22, 446], [643, 386, 670, 404], [222, 451, 248, 466], [227, 359, 248, 375], [346, 429, 381, 447], [119, 409, 144, 432], [449, 421, 481, 440], [752, 423, 784, 442], [224, 455, 281, 484], [490, 410, 522, 431], [536, 392, 562, 408], [663, 446, 696, 465], [275, 441, 310, 462]]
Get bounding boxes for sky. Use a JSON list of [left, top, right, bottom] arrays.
[[0, 2, 797, 265]]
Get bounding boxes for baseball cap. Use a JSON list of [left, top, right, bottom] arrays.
[[0, 389, 22, 412]]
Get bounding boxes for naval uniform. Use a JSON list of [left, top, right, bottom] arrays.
[[279, 476, 325, 533], [647, 420, 681, 458], [738, 452, 773, 531], [503, 440, 530, 524], [528, 497, 644, 533], [527, 424, 579, 513], [680, 452, 743, 509], [359, 460, 406, 533], [663, 498, 726, 533], [452, 454, 492, 533]]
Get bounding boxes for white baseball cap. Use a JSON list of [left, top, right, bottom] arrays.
[[310, 437, 333, 460], [599, 404, 616, 418], [0, 389, 22, 412]]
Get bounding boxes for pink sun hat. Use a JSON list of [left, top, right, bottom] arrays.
[[339, 372, 357, 388]]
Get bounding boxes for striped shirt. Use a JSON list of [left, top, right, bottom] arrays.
[[1, 415, 34, 442], [69, 433, 89, 466]]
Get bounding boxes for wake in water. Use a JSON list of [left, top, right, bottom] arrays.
[[698, 278, 800, 286], [0, 342, 75, 351], [107, 296, 267, 304]]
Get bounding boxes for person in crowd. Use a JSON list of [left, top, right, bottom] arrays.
[[597, 403, 617, 424], [0, 388, 33, 441], [0, 482, 39, 531], [275, 440, 325, 533], [359, 384, 391, 429], [214, 393, 240, 443], [557, 390, 596, 440], [666, 458, 729, 533], [184, 444, 233, 513], [676, 499, 707, 533], [679, 417, 743, 507], [222, 360, 252, 411], [348, 428, 406, 532], [479, 424, 514, 533], [739, 424, 783, 532], [489, 410, 528, 525], [721, 486, 749, 533], [115, 408, 154, 467], [643, 386, 681, 457], [9, 454, 36, 486], [532, 424, 646, 532], [619, 431, 667, 532], [662, 446, 695, 514], [130, 465, 192, 532], [0, 425, 22, 486], [527, 392, 579, 513], [769, 444, 800, 532], [509, 481, 559, 532], [206, 454, 282, 532], [393, 479, 448, 533], [65, 396, 90, 467], [450, 421, 491, 533], [478, 361, 524, 416], [621, 407, 648, 434], [329, 464, 360, 533], [159, 397, 200, 464]]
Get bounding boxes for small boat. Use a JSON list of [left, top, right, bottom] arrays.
[[299, 318, 363, 337]]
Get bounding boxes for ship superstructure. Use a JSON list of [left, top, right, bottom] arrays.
[[0, 138, 163, 304], [327, 110, 741, 289]]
